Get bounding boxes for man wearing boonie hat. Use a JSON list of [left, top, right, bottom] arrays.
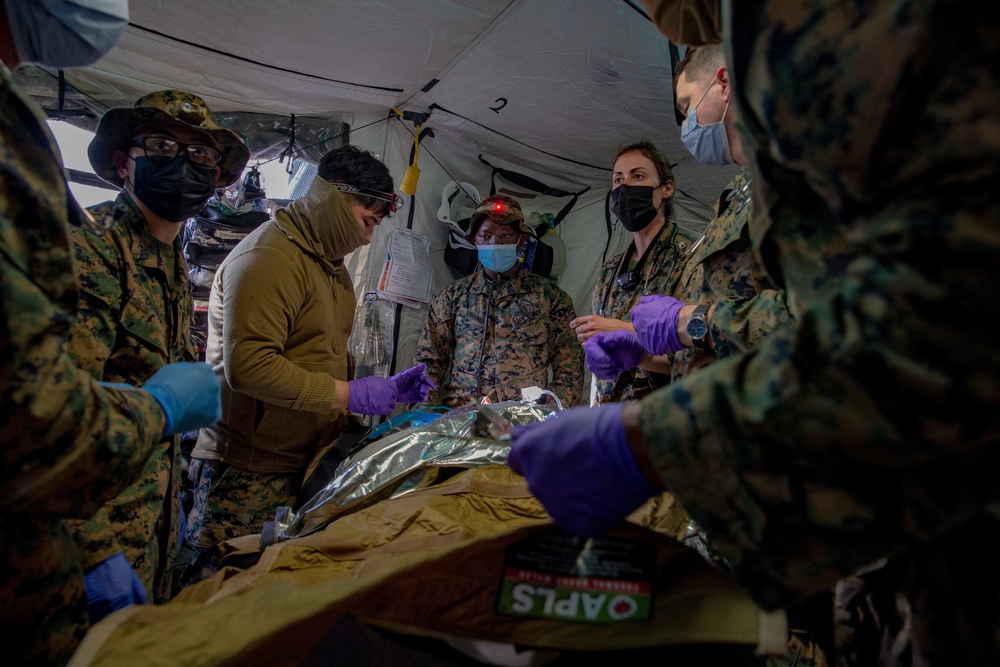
[[414, 193, 583, 408], [64, 90, 249, 618]]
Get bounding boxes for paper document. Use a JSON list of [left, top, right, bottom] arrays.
[[377, 228, 432, 308]]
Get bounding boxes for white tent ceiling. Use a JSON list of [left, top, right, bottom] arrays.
[[18, 0, 738, 378]]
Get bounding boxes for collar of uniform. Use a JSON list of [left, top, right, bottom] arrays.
[[114, 191, 182, 268], [719, 168, 751, 212], [471, 266, 532, 297], [645, 219, 685, 261]]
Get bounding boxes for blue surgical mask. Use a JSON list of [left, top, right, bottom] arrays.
[[477, 244, 519, 273], [680, 80, 733, 166], [5, 0, 129, 68]]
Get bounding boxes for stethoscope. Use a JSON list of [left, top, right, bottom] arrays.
[[598, 222, 680, 317]]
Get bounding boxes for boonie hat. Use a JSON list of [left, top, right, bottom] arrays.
[[88, 89, 250, 188], [469, 194, 529, 238]]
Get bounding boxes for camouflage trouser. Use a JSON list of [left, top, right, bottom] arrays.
[[180, 458, 300, 588]]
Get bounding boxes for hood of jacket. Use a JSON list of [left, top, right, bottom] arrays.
[[273, 176, 369, 274]]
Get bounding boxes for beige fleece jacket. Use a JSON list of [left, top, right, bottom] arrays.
[[193, 177, 368, 473]]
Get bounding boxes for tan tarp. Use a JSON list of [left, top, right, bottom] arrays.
[[71, 467, 767, 666]]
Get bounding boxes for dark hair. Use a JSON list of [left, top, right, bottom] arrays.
[[673, 44, 725, 91], [613, 139, 675, 221], [317, 145, 395, 217]]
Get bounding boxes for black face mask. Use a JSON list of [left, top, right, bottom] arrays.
[[131, 155, 216, 222], [611, 184, 659, 233]]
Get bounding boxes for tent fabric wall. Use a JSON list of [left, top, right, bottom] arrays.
[[349, 112, 623, 385], [17, 0, 739, 387]]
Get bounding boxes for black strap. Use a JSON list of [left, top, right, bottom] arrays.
[[388, 126, 434, 379], [668, 42, 688, 127], [599, 222, 676, 314], [477, 155, 590, 232], [602, 189, 614, 263], [616, 226, 661, 286], [409, 127, 434, 172]]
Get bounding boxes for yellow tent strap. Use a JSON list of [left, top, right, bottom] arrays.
[[400, 121, 421, 195]]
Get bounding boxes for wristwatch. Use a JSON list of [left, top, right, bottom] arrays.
[[685, 304, 710, 349]]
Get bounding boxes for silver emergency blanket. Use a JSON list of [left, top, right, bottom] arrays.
[[276, 400, 558, 542]]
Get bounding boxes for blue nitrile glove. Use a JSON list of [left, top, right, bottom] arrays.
[[85, 552, 148, 624], [391, 363, 436, 404], [631, 294, 685, 355], [508, 403, 660, 537], [585, 330, 645, 379], [348, 376, 397, 416], [142, 362, 222, 436]]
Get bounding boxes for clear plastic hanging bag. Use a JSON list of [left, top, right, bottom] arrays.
[[349, 291, 395, 380]]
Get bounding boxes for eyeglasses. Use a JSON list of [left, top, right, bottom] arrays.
[[131, 136, 221, 168], [330, 183, 404, 213]]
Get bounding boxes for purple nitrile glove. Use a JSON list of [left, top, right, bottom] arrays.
[[391, 363, 437, 404], [508, 403, 659, 537], [85, 552, 148, 624], [631, 294, 685, 355], [585, 330, 645, 379], [348, 376, 397, 416]]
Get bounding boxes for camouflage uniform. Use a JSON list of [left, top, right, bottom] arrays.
[[669, 170, 793, 381], [182, 176, 364, 588], [637, 1, 1000, 664], [179, 458, 300, 588], [591, 221, 696, 403], [65, 191, 196, 603], [0, 63, 166, 666], [416, 268, 583, 408]]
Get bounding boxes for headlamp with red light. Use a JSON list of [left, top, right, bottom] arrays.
[[471, 194, 525, 229]]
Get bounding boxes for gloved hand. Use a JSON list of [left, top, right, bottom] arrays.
[[508, 403, 660, 537], [631, 294, 686, 355], [85, 552, 148, 624], [143, 362, 222, 436], [348, 376, 397, 416], [391, 363, 436, 404], [585, 330, 645, 379]]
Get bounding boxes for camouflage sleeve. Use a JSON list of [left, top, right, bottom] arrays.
[[65, 224, 122, 379], [708, 286, 794, 358], [546, 287, 584, 407], [634, 197, 1000, 609], [639, 0, 722, 46], [0, 255, 166, 519], [591, 258, 614, 317], [413, 288, 455, 407]]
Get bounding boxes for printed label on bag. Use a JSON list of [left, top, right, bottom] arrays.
[[497, 533, 655, 624]]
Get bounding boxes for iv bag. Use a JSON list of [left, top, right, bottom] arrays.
[[351, 292, 394, 379]]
